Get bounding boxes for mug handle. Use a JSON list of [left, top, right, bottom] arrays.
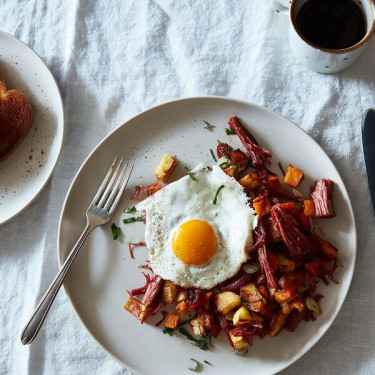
[[270, 0, 290, 15]]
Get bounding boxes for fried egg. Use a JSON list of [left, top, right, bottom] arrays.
[[136, 163, 256, 289]]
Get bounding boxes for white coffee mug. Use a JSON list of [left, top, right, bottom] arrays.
[[271, 0, 375, 73]]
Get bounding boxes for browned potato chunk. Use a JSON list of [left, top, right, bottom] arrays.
[[162, 280, 178, 303], [229, 329, 250, 351], [240, 283, 263, 303], [124, 297, 147, 321], [268, 311, 287, 337], [190, 317, 206, 337], [215, 292, 241, 315], [164, 314, 180, 330], [233, 306, 263, 326], [154, 153, 178, 182]]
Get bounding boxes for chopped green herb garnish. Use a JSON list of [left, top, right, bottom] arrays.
[[235, 349, 249, 356], [124, 206, 137, 213], [217, 139, 221, 144], [213, 185, 225, 204], [219, 161, 231, 168], [163, 328, 175, 336], [188, 358, 199, 371], [111, 223, 121, 240], [278, 162, 286, 177], [179, 327, 209, 350], [123, 216, 144, 224], [225, 127, 236, 135], [204, 360, 213, 366], [233, 163, 240, 178], [185, 167, 198, 181], [210, 149, 217, 162], [204, 121, 215, 131]]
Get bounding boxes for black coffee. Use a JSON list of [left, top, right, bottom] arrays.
[[296, 0, 367, 49]]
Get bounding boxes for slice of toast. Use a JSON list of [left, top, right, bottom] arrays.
[[0, 74, 33, 162]]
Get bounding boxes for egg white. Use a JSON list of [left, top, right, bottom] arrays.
[[136, 163, 256, 289]]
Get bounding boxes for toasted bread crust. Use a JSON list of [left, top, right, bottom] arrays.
[[0, 74, 33, 162]]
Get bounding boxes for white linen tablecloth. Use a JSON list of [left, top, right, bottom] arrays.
[[1, 1, 375, 374]]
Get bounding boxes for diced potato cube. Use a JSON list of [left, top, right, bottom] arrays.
[[229, 330, 250, 351], [239, 171, 260, 190], [175, 288, 188, 302], [233, 306, 263, 326], [268, 311, 287, 336], [275, 284, 298, 304], [253, 197, 272, 216], [303, 200, 315, 217], [277, 254, 295, 273], [164, 314, 180, 330], [284, 164, 304, 187], [214, 292, 241, 315], [176, 300, 190, 316], [154, 153, 178, 182], [319, 239, 338, 260], [281, 298, 305, 315], [124, 297, 147, 321], [190, 317, 206, 337], [162, 280, 178, 303], [240, 283, 263, 303]]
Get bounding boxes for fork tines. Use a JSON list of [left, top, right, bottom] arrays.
[[92, 157, 134, 214]]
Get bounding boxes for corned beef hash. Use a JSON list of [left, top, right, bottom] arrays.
[[119, 116, 340, 353]]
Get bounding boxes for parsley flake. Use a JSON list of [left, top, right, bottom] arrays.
[[188, 359, 199, 372], [185, 167, 198, 181], [124, 206, 136, 213], [123, 216, 144, 224], [278, 162, 286, 177], [213, 185, 225, 204], [204, 360, 213, 366], [179, 327, 209, 350], [203, 121, 215, 131], [225, 127, 236, 135], [111, 223, 121, 240], [233, 163, 240, 178], [163, 328, 175, 336], [210, 149, 217, 162]]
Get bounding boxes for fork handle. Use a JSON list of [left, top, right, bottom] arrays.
[[20, 223, 93, 345]]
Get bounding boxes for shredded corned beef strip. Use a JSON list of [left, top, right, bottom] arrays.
[[217, 142, 232, 159], [311, 179, 336, 218], [217, 313, 235, 349], [319, 256, 340, 285], [142, 275, 163, 307], [131, 181, 163, 200], [128, 241, 146, 259], [228, 116, 272, 170], [231, 322, 263, 338], [129, 272, 151, 296], [271, 204, 318, 259], [220, 270, 254, 294], [155, 310, 168, 327], [253, 217, 278, 290]]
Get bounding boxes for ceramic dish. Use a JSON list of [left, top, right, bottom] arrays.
[[58, 97, 356, 375], [0, 30, 64, 225]]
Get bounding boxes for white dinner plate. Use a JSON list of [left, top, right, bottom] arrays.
[[58, 97, 356, 375], [0, 31, 64, 225]]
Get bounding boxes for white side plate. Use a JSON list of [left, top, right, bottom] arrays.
[[58, 97, 356, 375], [0, 31, 64, 225]]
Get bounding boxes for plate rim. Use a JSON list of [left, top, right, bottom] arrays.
[[0, 30, 65, 225], [57, 96, 357, 375]]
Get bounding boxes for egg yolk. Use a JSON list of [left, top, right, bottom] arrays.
[[172, 220, 217, 266]]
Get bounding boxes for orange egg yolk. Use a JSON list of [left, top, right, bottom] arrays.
[[171, 220, 217, 266]]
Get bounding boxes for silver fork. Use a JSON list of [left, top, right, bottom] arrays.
[[20, 157, 134, 345]]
